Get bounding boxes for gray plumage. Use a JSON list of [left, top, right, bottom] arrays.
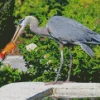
[[46, 16, 100, 56]]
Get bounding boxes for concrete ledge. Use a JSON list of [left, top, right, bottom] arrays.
[[0, 82, 100, 100], [0, 82, 52, 100], [52, 83, 100, 98]]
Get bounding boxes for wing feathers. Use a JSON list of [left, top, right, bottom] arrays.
[[79, 43, 94, 57]]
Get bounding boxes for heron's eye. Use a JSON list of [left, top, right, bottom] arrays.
[[19, 18, 25, 24]]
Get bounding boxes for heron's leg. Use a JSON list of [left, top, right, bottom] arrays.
[[55, 43, 64, 83], [66, 47, 73, 81]]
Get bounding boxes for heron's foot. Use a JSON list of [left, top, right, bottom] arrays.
[[45, 81, 63, 85]]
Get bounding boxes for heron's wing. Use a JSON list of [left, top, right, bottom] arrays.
[[75, 42, 94, 56], [47, 16, 98, 43]]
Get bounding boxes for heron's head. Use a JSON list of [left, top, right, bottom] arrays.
[[12, 16, 37, 42], [19, 18, 25, 25], [19, 16, 38, 27]]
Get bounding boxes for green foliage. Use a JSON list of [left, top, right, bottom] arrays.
[[0, 0, 10, 37], [63, 0, 100, 82], [14, 0, 67, 25], [13, 0, 100, 82], [0, 63, 35, 87], [63, 0, 100, 32], [18, 36, 64, 82], [0, 0, 100, 87], [0, 64, 21, 87], [18, 36, 100, 82]]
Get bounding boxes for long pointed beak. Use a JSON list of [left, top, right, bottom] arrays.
[[11, 25, 22, 43]]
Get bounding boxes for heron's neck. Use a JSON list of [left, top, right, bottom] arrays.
[[30, 22, 49, 36]]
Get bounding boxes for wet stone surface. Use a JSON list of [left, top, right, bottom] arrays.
[[2, 55, 27, 71]]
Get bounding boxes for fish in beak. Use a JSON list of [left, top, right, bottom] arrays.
[[0, 18, 26, 61], [0, 42, 16, 61], [0, 25, 22, 61]]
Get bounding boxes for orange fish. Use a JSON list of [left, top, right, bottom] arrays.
[[0, 42, 16, 60]]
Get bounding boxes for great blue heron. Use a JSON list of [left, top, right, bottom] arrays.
[[11, 16, 100, 82]]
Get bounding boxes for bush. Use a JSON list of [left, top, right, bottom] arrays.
[[14, 0, 67, 25], [0, 63, 36, 87], [18, 35, 69, 82], [0, 0, 100, 87], [14, 0, 100, 82], [0, 64, 21, 87], [63, 0, 100, 82], [13, 0, 100, 82]]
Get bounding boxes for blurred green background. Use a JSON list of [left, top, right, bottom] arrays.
[[0, 0, 100, 87]]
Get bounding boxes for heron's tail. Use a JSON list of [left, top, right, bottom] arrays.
[[91, 32, 100, 43], [79, 43, 94, 57], [83, 32, 100, 44]]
